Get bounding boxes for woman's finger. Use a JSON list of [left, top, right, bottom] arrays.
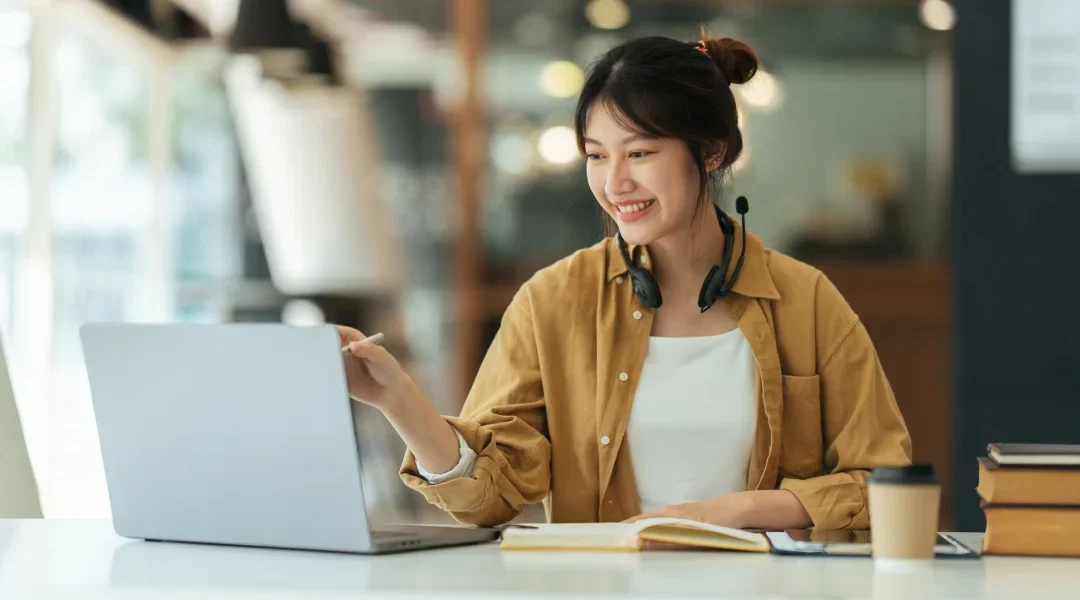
[[336, 326, 366, 347], [347, 339, 396, 369]]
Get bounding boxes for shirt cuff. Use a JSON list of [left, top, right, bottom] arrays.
[[416, 427, 477, 484]]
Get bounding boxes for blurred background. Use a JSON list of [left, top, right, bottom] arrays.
[[1, 0, 1076, 532]]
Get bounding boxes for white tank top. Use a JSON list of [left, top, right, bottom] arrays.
[[626, 329, 757, 513]]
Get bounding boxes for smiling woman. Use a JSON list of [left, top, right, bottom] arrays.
[[576, 34, 756, 242], [337, 30, 912, 532]]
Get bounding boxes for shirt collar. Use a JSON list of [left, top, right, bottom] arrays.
[[605, 218, 781, 301]]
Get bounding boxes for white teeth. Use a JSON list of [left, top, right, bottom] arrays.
[[616, 200, 654, 214]]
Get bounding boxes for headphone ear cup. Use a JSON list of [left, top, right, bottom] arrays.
[[697, 265, 725, 312], [696, 205, 739, 312], [617, 233, 663, 309], [631, 271, 663, 309]]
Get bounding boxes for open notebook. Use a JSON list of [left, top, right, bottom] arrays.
[[499, 518, 771, 552]]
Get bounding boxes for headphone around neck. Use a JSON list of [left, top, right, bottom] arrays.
[[617, 196, 749, 313]]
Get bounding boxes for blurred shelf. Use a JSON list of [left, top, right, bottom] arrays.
[[807, 259, 949, 325]]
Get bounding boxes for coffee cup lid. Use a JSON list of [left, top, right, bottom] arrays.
[[868, 464, 939, 485]]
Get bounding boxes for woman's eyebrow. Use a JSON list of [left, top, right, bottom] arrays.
[[582, 133, 659, 146]]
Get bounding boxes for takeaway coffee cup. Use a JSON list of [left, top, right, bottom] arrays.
[[868, 464, 941, 564]]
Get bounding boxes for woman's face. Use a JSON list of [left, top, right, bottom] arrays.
[[583, 105, 702, 246]]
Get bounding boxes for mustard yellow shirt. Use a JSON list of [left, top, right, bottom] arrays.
[[400, 222, 913, 529]]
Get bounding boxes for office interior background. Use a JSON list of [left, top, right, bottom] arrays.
[[0, 0, 1076, 532]]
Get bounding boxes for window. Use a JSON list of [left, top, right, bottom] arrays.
[[0, 7, 30, 356], [4, 5, 241, 517], [45, 23, 157, 517]]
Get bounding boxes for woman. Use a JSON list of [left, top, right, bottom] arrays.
[[338, 34, 912, 530]]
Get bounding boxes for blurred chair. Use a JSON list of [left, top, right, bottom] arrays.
[[0, 337, 43, 518]]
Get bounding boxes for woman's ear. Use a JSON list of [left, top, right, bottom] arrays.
[[704, 142, 727, 172]]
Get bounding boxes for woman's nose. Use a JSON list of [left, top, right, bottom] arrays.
[[604, 161, 635, 197]]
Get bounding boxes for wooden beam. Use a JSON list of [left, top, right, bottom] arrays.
[[57, 0, 175, 65], [451, 0, 485, 406]]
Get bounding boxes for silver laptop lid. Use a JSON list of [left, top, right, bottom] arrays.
[[80, 323, 375, 552]]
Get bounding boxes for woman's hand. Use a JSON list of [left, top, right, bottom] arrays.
[[334, 325, 462, 474], [623, 495, 751, 551], [623, 491, 812, 550], [336, 325, 413, 413], [624, 494, 751, 528]]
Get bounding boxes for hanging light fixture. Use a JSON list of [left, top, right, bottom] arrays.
[[228, 0, 337, 83], [585, 0, 630, 30], [228, 0, 298, 52]]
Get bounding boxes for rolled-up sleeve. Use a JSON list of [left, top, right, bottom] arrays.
[[780, 281, 912, 530], [400, 286, 551, 527]]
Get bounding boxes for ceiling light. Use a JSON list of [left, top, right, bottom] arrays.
[[537, 126, 579, 165], [737, 70, 783, 113], [585, 0, 630, 31], [281, 299, 325, 326], [919, 0, 956, 32], [539, 60, 584, 99]]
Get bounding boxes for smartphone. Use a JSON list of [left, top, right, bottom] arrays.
[[766, 529, 976, 557]]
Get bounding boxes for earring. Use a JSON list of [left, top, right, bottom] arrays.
[[704, 142, 727, 172]]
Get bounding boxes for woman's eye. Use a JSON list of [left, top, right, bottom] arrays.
[[629, 150, 653, 158], [586, 153, 604, 161]]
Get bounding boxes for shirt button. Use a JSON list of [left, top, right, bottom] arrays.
[[616, 276, 625, 284], [640, 255, 647, 265], [618, 372, 629, 382], [601, 435, 610, 445], [632, 310, 642, 320]]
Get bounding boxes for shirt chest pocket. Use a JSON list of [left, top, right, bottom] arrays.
[[778, 374, 824, 479]]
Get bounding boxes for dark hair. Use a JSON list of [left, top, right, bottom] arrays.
[[574, 32, 759, 234]]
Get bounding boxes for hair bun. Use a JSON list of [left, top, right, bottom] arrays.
[[702, 36, 758, 85]]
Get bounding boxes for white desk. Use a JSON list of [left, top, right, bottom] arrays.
[[0, 520, 1075, 599]]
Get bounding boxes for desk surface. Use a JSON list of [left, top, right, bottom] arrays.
[[0, 520, 1075, 599]]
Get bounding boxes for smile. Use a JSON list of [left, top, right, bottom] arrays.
[[615, 200, 655, 215]]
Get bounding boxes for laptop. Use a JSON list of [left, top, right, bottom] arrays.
[[80, 323, 498, 554]]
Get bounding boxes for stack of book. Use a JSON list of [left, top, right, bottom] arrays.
[[978, 443, 1080, 557]]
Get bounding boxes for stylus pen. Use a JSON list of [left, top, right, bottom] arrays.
[[341, 332, 385, 353]]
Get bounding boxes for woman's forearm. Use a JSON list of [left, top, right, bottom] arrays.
[[380, 378, 462, 474], [736, 490, 813, 530]]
